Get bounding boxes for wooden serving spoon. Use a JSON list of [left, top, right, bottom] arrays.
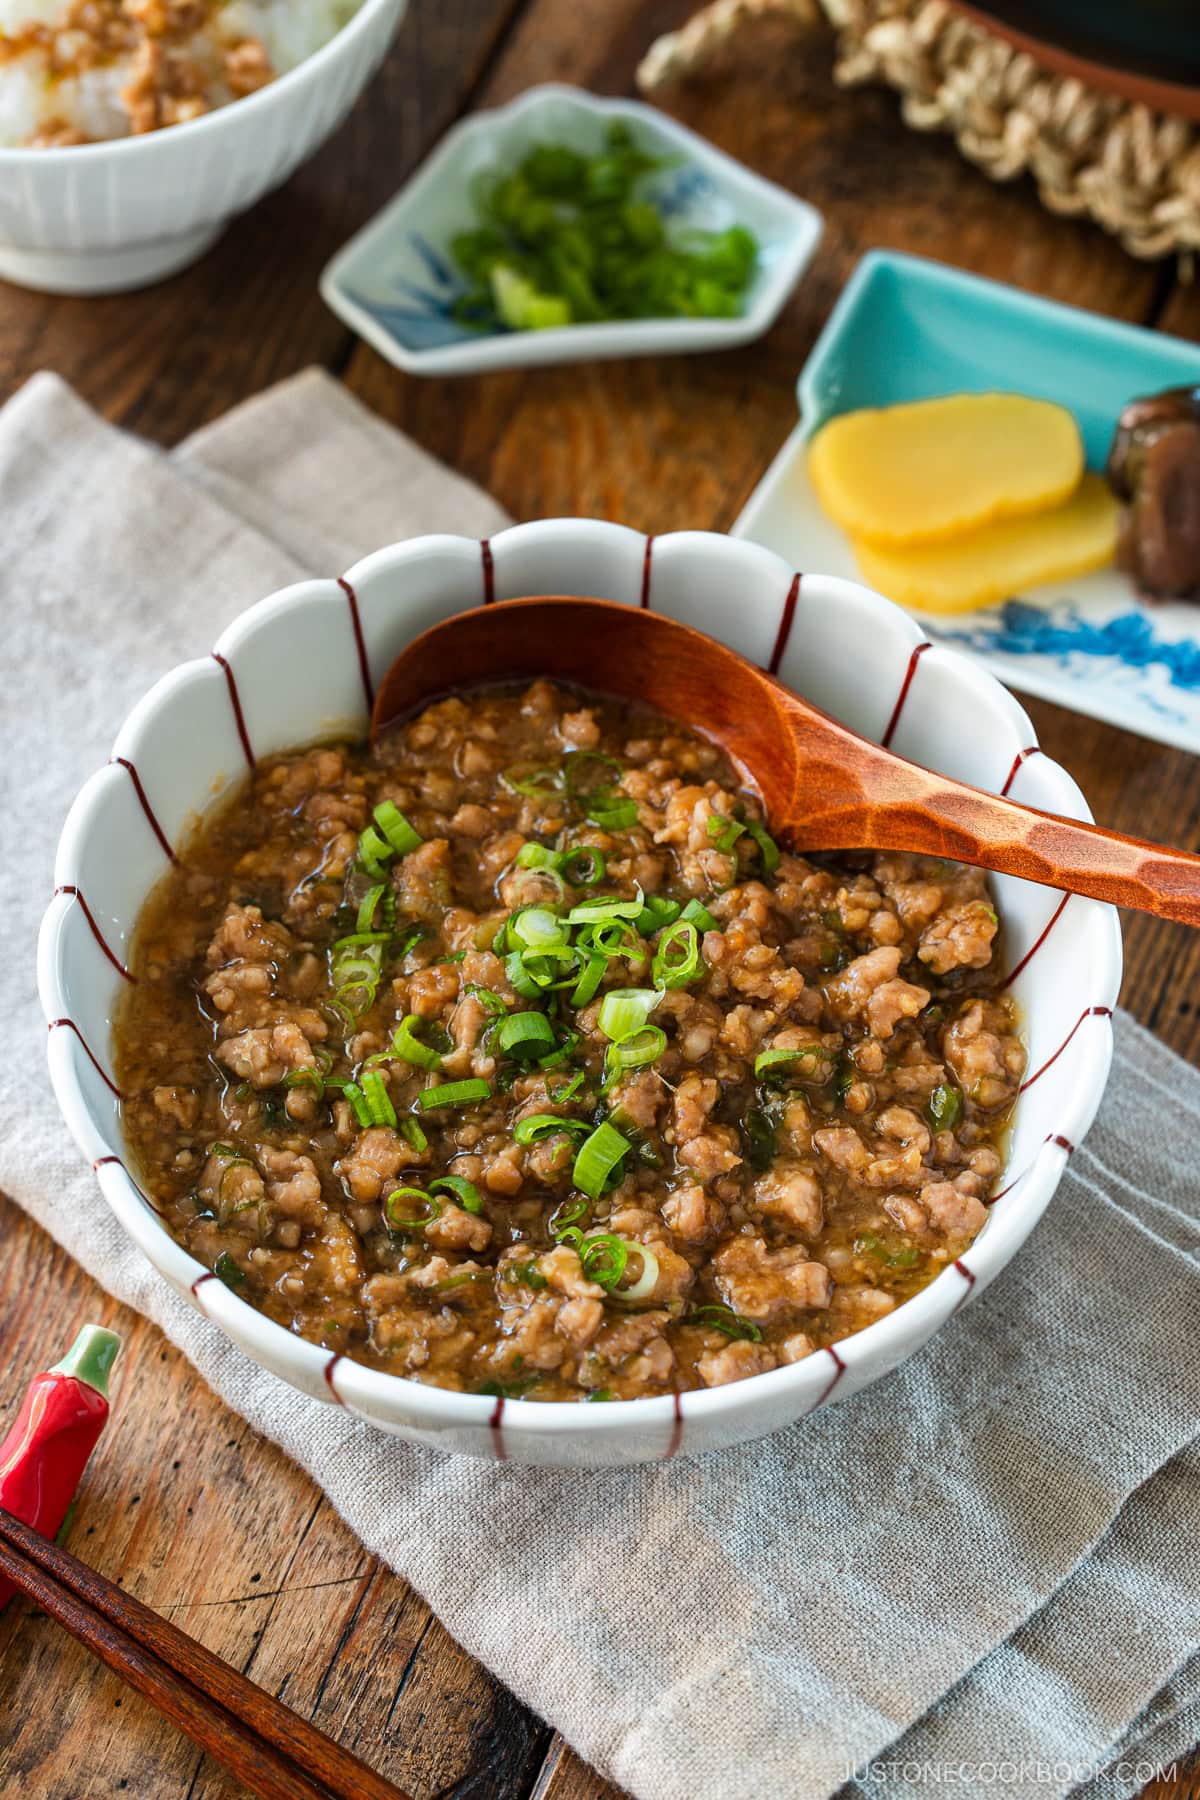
[[371, 595, 1200, 927]]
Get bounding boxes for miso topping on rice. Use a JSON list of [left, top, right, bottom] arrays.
[[0, 0, 364, 145]]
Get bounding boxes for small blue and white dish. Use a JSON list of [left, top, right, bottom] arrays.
[[320, 83, 823, 377], [734, 250, 1200, 755]]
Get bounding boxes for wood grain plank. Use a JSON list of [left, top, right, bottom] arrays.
[[0, 1197, 543, 1799], [528, 1734, 625, 1800], [0, 0, 527, 443]]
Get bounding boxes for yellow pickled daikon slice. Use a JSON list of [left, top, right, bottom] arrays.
[[808, 393, 1084, 546], [850, 473, 1117, 615]]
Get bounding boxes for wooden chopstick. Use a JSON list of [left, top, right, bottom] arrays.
[[0, 1507, 411, 1800]]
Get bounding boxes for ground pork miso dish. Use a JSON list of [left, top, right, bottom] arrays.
[[114, 681, 1025, 1402], [0, 0, 362, 145]]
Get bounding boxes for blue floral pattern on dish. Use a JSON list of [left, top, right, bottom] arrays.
[[928, 598, 1200, 692], [346, 232, 480, 351]]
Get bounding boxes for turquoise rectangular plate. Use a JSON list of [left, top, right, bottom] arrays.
[[733, 249, 1200, 753]]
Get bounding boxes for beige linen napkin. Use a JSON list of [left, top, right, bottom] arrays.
[[1, 369, 1197, 1800]]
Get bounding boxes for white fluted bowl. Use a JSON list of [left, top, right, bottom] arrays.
[[0, 0, 407, 295], [39, 521, 1122, 1464]]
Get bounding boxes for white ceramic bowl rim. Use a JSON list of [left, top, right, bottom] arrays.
[[0, 0, 397, 163], [39, 521, 1122, 1450]]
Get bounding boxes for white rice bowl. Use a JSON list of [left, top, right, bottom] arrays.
[[0, 0, 364, 145]]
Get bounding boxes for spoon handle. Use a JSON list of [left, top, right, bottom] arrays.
[[784, 761, 1200, 926]]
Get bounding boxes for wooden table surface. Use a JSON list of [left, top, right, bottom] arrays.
[[1, 2, 1198, 1795]]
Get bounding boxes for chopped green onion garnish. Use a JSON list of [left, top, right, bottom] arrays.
[[373, 800, 423, 856], [417, 1078, 491, 1112], [428, 1270, 491, 1293], [854, 1232, 921, 1270], [539, 1026, 580, 1070], [360, 1069, 396, 1128], [495, 1011, 556, 1059], [214, 1251, 245, 1290], [577, 919, 645, 962], [652, 921, 701, 989], [385, 1187, 442, 1230], [585, 1388, 616, 1403], [330, 940, 383, 1018], [578, 1233, 629, 1291], [400, 1117, 428, 1152], [465, 985, 508, 1017], [501, 765, 562, 799], [559, 845, 605, 886], [569, 951, 606, 1007], [215, 1149, 257, 1214], [550, 1195, 589, 1236], [685, 1304, 762, 1343], [505, 945, 578, 997], [516, 842, 558, 872], [634, 894, 682, 934], [547, 1070, 586, 1104], [516, 842, 604, 888], [330, 1080, 372, 1129], [926, 1083, 963, 1132], [598, 987, 660, 1042], [357, 823, 393, 878], [475, 1375, 540, 1396], [513, 840, 607, 888], [585, 793, 639, 830], [565, 890, 644, 927], [681, 898, 719, 932], [509, 906, 569, 950], [500, 1260, 550, 1288], [742, 817, 781, 874], [573, 1121, 631, 1199], [513, 841, 566, 899], [505, 950, 543, 999], [611, 1240, 660, 1302], [428, 1175, 484, 1214], [282, 1067, 325, 1095], [393, 922, 432, 961], [562, 750, 623, 801], [501, 1262, 549, 1291], [754, 1045, 835, 1084], [513, 1113, 592, 1146], [604, 1025, 666, 1083], [393, 1014, 446, 1071], [356, 884, 388, 934], [449, 126, 759, 335], [706, 813, 746, 855]]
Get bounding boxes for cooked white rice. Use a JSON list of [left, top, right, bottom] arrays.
[[0, 0, 365, 146]]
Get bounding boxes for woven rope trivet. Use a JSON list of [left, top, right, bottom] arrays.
[[638, 0, 1200, 262]]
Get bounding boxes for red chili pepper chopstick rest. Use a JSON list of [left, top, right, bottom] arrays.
[[0, 1323, 121, 1609]]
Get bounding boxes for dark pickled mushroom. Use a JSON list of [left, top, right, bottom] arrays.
[[1106, 385, 1200, 599]]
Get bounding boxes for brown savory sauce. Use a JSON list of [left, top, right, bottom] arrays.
[[114, 681, 1024, 1402]]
